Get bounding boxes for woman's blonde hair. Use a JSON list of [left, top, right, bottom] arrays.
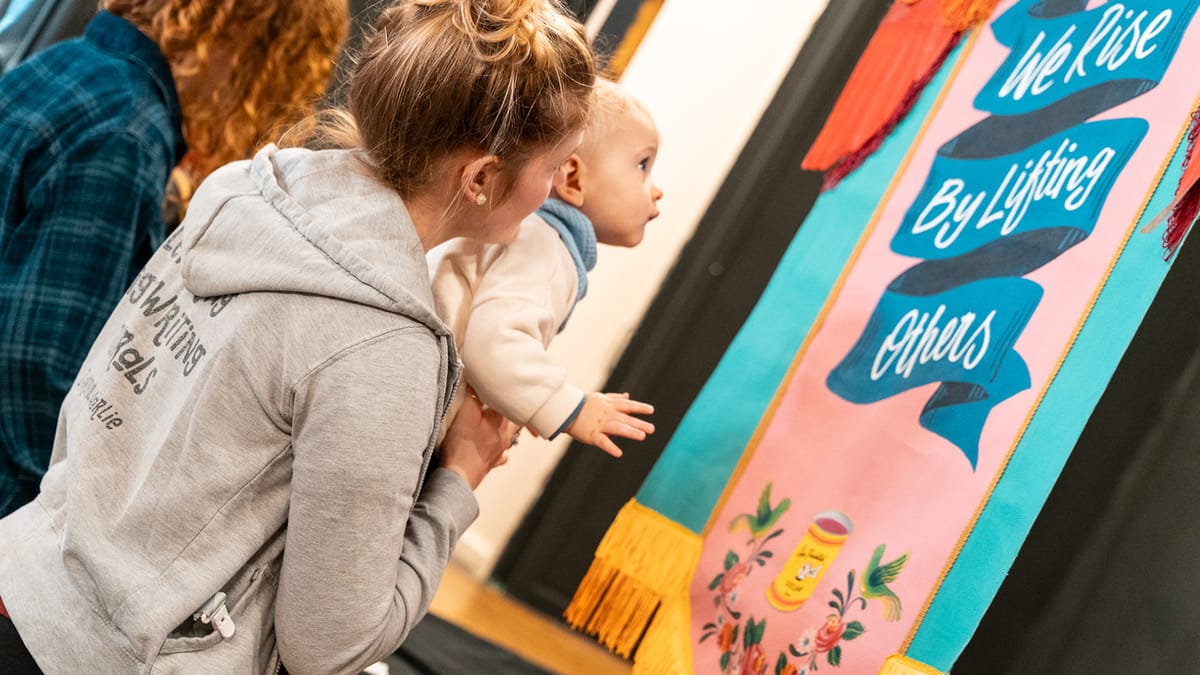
[[302, 0, 594, 201], [102, 0, 349, 183]]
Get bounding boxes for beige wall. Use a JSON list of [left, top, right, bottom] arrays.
[[451, 0, 831, 580]]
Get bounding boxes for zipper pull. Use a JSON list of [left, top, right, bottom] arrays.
[[195, 591, 236, 639]]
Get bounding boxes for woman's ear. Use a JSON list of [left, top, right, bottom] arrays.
[[461, 154, 501, 206], [554, 156, 586, 208]]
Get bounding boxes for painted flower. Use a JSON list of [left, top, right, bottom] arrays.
[[717, 622, 736, 652], [740, 643, 767, 675], [720, 559, 753, 596], [794, 628, 816, 655], [814, 614, 846, 653], [779, 664, 799, 675]]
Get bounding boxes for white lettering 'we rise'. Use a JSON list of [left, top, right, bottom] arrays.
[[1000, 4, 1172, 101]]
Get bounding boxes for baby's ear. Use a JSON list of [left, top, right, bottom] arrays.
[[554, 155, 586, 208]]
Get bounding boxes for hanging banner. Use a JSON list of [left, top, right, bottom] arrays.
[[687, 1, 1200, 673]]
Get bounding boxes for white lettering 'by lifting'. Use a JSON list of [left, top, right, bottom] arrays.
[[910, 138, 1115, 250]]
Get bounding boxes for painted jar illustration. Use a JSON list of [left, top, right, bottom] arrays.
[[766, 510, 852, 612]]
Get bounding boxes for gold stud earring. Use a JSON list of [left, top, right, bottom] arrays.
[[475, 193, 488, 206]]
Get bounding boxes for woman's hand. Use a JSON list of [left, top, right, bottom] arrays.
[[440, 388, 519, 489]]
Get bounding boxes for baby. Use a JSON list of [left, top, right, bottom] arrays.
[[429, 79, 664, 457]]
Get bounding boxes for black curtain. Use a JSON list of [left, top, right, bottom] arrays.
[[956, 226, 1200, 674]]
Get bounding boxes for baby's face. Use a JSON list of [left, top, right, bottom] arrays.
[[579, 106, 663, 248]]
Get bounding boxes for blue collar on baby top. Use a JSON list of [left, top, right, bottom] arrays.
[[537, 198, 597, 302]]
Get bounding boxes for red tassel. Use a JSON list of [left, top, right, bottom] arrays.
[[819, 35, 960, 190], [803, 0, 960, 187], [1164, 110, 1200, 259]]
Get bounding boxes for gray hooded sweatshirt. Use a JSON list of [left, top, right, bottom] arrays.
[[0, 145, 473, 674]]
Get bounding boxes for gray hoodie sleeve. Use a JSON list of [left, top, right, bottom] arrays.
[[274, 327, 477, 675]]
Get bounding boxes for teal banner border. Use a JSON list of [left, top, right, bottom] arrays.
[[907, 128, 1189, 672]]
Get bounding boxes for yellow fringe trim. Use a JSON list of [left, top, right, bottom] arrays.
[[630, 589, 694, 674], [564, 499, 702, 663], [880, 654, 945, 675], [938, 0, 1002, 32]]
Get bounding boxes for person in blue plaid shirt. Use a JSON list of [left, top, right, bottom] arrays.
[[0, 0, 348, 518]]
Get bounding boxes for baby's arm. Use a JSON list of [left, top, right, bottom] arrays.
[[565, 392, 655, 458], [456, 218, 656, 456], [456, 220, 589, 438]]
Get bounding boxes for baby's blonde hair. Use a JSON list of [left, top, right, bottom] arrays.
[[579, 77, 649, 153]]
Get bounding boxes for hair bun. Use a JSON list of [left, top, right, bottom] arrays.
[[347, 0, 593, 196], [413, 0, 557, 64]]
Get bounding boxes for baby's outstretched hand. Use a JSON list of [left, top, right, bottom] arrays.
[[566, 392, 655, 458]]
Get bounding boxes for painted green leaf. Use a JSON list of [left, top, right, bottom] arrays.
[[721, 652, 731, 670], [776, 653, 788, 674], [757, 484, 773, 525], [709, 573, 724, 590], [828, 645, 842, 667], [729, 513, 752, 534], [843, 621, 865, 640], [757, 498, 790, 533], [725, 550, 740, 570], [769, 498, 792, 524]]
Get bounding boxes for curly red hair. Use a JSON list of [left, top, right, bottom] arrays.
[[103, 0, 349, 183]]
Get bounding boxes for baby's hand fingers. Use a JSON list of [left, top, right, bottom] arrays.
[[594, 434, 623, 458], [603, 392, 654, 415], [616, 414, 654, 436], [603, 418, 652, 441]]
